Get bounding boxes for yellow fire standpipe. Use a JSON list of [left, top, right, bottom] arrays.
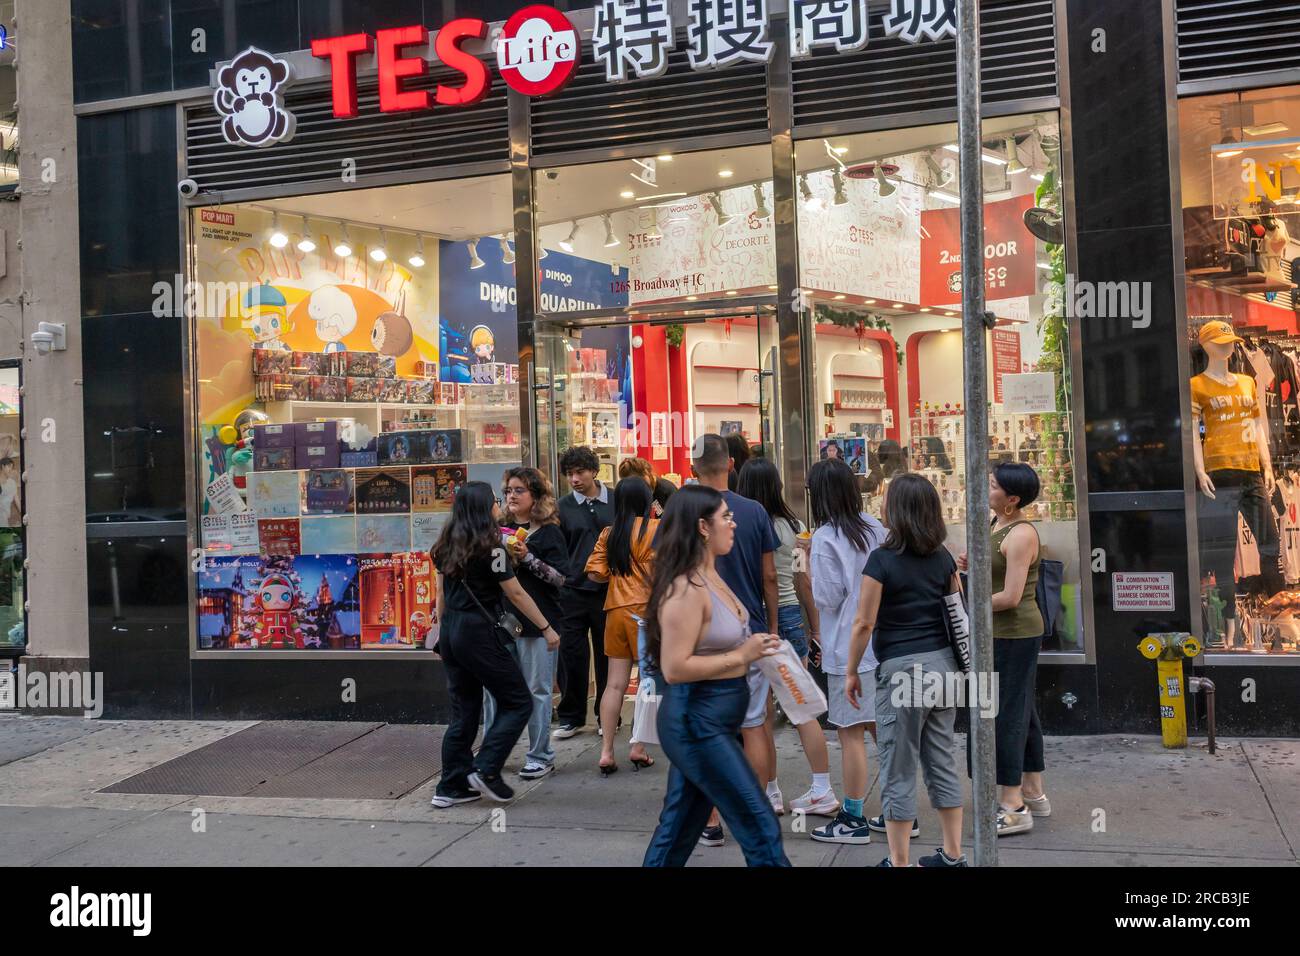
[[1137, 633, 1203, 748]]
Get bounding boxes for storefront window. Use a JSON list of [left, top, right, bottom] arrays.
[[0, 0, 15, 189], [0, 361, 22, 649], [795, 113, 1082, 652], [190, 174, 521, 651], [1180, 85, 1300, 657], [532, 145, 780, 484]]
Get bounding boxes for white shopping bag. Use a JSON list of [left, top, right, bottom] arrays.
[[758, 641, 828, 725], [631, 675, 661, 746]]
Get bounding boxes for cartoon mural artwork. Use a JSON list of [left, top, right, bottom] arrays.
[[243, 284, 291, 350], [308, 286, 358, 353], [212, 47, 296, 148], [371, 292, 415, 357], [470, 325, 496, 365]]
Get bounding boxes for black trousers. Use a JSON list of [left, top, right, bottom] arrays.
[[437, 611, 532, 793], [556, 587, 608, 727], [1198, 468, 1280, 618], [964, 635, 1045, 788]]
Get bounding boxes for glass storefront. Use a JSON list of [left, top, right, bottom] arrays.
[[1180, 83, 1300, 656], [0, 361, 22, 649], [795, 112, 1082, 652], [191, 174, 521, 651]]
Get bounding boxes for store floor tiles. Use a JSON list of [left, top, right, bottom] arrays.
[[99, 721, 444, 799]]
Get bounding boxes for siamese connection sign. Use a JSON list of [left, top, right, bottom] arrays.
[[212, 2, 958, 147]]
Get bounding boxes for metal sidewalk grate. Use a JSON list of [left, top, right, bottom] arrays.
[[99, 721, 446, 799]]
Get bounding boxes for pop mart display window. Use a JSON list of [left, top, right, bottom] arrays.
[[190, 198, 520, 651]]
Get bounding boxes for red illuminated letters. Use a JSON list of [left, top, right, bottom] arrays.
[[377, 25, 430, 113], [310, 32, 373, 119], [435, 18, 489, 106]]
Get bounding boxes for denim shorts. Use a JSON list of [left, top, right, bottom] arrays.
[[777, 604, 809, 661]]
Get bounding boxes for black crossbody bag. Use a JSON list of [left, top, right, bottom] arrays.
[[464, 581, 525, 648]]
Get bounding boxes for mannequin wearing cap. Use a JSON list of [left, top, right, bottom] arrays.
[[1191, 320, 1277, 649]]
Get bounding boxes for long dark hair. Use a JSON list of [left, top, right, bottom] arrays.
[[882, 473, 947, 555], [430, 481, 501, 577], [645, 485, 725, 666], [737, 457, 800, 535], [606, 476, 654, 577], [808, 458, 874, 552]]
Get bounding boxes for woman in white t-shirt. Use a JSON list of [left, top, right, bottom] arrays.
[[737, 458, 837, 819], [806, 458, 886, 846]]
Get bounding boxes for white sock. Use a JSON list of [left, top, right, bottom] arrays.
[[811, 773, 831, 795], [766, 779, 781, 797]]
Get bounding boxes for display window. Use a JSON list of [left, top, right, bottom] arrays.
[[190, 174, 520, 652], [0, 361, 22, 649], [531, 145, 781, 481], [795, 112, 1083, 652], [1180, 84, 1300, 657]]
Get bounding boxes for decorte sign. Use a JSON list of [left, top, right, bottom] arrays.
[[212, 2, 958, 146]]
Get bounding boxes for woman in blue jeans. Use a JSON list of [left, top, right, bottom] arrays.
[[642, 485, 789, 867]]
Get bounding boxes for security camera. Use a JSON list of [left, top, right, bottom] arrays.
[[31, 322, 67, 355], [178, 178, 200, 198]]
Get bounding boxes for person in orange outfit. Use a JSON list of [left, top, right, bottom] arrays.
[[585, 476, 658, 775]]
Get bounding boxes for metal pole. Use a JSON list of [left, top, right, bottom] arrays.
[[956, 0, 998, 868]]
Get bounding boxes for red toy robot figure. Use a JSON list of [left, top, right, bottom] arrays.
[[253, 572, 299, 649]]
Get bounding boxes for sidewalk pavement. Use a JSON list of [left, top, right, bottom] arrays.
[[0, 711, 1296, 867]]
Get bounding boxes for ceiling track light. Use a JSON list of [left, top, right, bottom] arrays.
[[602, 213, 620, 248], [709, 191, 734, 226], [1005, 136, 1026, 173], [369, 228, 388, 262], [269, 211, 288, 249], [333, 222, 352, 258], [832, 169, 848, 205], [645, 211, 662, 241], [559, 220, 579, 254], [873, 165, 896, 198], [753, 183, 770, 219], [296, 215, 316, 253], [500, 234, 515, 263], [467, 238, 485, 270], [408, 233, 426, 268]]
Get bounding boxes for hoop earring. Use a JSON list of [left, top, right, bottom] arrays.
[[1004, 505, 1015, 516]]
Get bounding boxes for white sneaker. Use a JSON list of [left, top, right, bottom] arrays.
[[996, 805, 1034, 836], [768, 788, 785, 816], [1024, 793, 1051, 817], [789, 788, 840, 817]]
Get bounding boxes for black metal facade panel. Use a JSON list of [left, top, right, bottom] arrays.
[[185, 64, 511, 194], [1177, 0, 1300, 86], [528, 41, 770, 159], [791, 0, 1058, 131]]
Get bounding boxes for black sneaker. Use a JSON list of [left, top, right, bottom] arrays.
[[553, 723, 580, 739], [467, 771, 515, 803], [918, 848, 968, 867], [430, 788, 481, 808], [867, 815, 920, 838], [698, 824, 725, 847], [876, 857, 895, 867], [518, 762, 554, 780], [811, 810, 872, 845]]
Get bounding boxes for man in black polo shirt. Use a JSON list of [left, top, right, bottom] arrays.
[[555, 446, 613, 737]]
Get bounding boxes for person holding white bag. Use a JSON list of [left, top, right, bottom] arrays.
[[805, 458, 887, 845]]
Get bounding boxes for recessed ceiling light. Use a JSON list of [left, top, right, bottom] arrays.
[[1029, 172, 1046, 182], [920, 307, 931, 312], [863, 299, 876, 304], [945, 311, 958, 317], [719, 169, 734, 178], [892, 303, 905, 309], [768, 285, 778, 290], [939, 329, 951, 334], [834, 294, 846, 300], [943, 144, 1007, 165], [657, 153, 674, 162], [620, 189, 635, 199], [725, 290, 737, 295], [1244, 122, 1289, 136], [833, 146, 849, 155], [687, 295, 698, 301]]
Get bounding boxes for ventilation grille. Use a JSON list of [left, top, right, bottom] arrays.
[[529, 39, 769, 158], [1176, 0, 1300, 87], [186, 63, 510, 194], [792, 0, 1057, 131]]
